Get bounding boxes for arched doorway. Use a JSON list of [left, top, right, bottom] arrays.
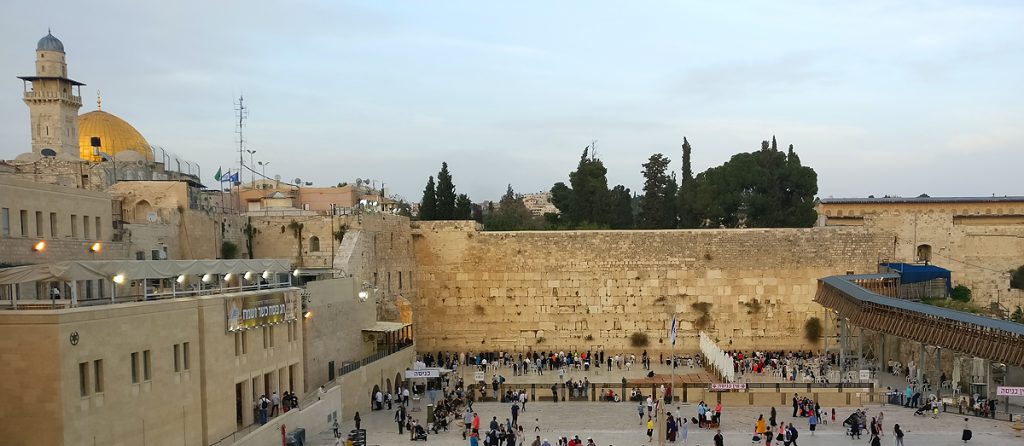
[[917, 244, 932, 263], [370, 384, 381, 410], [386, 378, 392, 395], [134, 200, 153, 223]]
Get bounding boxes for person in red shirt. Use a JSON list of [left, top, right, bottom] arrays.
[[472, 412, 480, 431]]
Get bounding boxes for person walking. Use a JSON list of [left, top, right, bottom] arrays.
[[639, 401, 646, 422], [511, 402, 520, 427], [893, 424, 905, 446], [681, 417, 688, 444], [770, 407, 777, 428], [647, 416, 655, 443], [808, 411, 817, 435], [961, 418, 972, 442], [714, 430, 724, 446], [354, 411, 361, 430], [463, 408, 473, 440], [792, 394, 799, 418], [396, 405, 406, 434], [756, 414, 767, 438]]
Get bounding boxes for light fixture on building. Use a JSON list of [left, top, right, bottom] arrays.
[[243, 271, 254, 281], [262, 270, 272, 280], [303, 310, 313, 319], [293, 269, 301, 277], [358, 291, 369, 302], [201, 274, 213, 283], [224, 273, 233, 281], [112, 274, 126, 285], [89, 242, 102, 253], [176, 275, 187, 284], [32, 240, 46, 252]]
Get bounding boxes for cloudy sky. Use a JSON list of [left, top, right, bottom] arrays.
[[1, 1, 1022, 202]]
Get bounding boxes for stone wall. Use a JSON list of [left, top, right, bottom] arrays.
[[412, 222, 894, 354]]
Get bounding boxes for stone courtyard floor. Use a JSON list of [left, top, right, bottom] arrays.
[[309, 400, 1023, 446]]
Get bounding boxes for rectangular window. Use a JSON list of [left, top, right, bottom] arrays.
[[1, 208, 10, 236], [93, 359, 104, 393], [79, 362, 90, 397], [234, 333, 241, 356], [71, 214, 78, 238], [241, 331, 248, 354], [182, 342, 190, 370], [49, 212, 57, 237], [35, 211, 43, 236], [19, 210, 28, 236], [173, 344, 181, 372], [399, 271, 403, 290], [269, 326, 275, 348], [143, 350, 151, 381], [262, 327, 268, 348], [131, 352, 139, 383], [83, 215, 90, 239], [95, 216, 102, 239]]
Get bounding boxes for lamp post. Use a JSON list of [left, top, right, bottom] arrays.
[[246, 150, 257, 186], [258, 161, 270, 183]]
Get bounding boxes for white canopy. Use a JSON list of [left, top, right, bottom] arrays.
[[0, 259, 292, 285]]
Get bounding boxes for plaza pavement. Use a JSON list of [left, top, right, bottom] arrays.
[[309, 399, 1022, 446]]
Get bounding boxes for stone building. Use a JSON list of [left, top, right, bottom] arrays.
[[817, 196, 1024, 312], [0, 259, 303, 446]]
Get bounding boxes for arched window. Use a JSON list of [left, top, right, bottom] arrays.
[[134, 200, 153, 224], [917, 244, 932, 263], [309, 236, 320, 252]]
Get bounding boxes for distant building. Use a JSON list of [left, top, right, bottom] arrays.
[[521, 191, 559, 216]]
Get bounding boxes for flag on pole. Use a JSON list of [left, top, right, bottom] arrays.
[[213, 166, 223, 182], [228, 172, 240, 184], [670, 315, 677, 346]]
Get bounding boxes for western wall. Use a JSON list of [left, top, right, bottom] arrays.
[[411, 221, 894, 354]]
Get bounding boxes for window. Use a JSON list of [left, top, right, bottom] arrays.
[[269, 326, 275, 348], [287, 322, 294, 342], [234, 333, 242, 356], [130, 352, 140, 383], [20, 210, 28, 236], [182, 342, 190, 371], [242, 331, 248, 354], [143, 350, 151, 381], [35, 211, 43, 236], [387, 272, 391, 292], [71, 214, 78, 238], [399, 271, 403, 290], [262, 327, 269, 348], [49, 212, 57, 237], [95, 216, 102, 239], [93, 359, 104, 393], [2, 208, 9, 237], [173, 344, 181, 372], [83, 215, 90, 239], [309, 236, 320, 252], [79, 362, 90, 397], [917, 244, 932, 263]]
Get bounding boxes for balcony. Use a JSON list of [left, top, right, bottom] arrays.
[[23, 90, 82, 105]]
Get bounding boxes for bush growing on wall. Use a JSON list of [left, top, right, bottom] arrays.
[[804, 317, 823, 343], [629, 332, 650, 347]]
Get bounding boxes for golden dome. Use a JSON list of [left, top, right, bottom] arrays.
[[78, 110, 153, 162]]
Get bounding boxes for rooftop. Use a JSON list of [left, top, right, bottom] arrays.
[[817, 195, 1024, 205]]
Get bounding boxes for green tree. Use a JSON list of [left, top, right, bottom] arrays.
[[609, 185, 634, 229], [485, 185, 537, 230], [950, 284, 972, 302], [690, 137, 817, 228], [1011, 306, 1024, 323], [455, 193, 473, 220], [550, 147, 614, 228], [435, 162, 457, 219], [677, 137, 700, 228], [637, 153, 678, 229], [419, 176, 437, 220]]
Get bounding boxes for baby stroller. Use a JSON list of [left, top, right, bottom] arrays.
[[843, 413, 864, 438], [412, 424, 428, 441]]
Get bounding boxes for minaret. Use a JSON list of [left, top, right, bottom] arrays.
[[18, 30, 85, 158]]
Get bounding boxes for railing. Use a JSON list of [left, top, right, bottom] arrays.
[[7, 280, 296, 310], [339, 343, 414, 377], [23, 90, 82, 104]]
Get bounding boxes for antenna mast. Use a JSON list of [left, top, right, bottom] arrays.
[[591, 139, 598, 160], [234, 95, 248, 213]]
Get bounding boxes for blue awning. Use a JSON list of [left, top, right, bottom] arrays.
[[880, 262, 952, 292]]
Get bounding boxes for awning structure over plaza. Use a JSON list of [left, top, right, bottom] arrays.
[[0, 259, 292, 285]]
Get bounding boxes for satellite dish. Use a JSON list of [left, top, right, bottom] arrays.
[[274, 174, 282, 181], [356, 178, 362, 186], [146, 212, 158, 223], [294, 178, 302, 185]]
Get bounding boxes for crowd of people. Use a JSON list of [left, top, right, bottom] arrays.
[[418, 349, 677, 377], [727, 350, 836, 383]]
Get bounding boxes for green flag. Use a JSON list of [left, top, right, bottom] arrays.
[[214, 167, 222, 181]]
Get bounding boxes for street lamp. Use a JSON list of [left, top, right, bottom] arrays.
[[246, 149, 257, 185], [258, 161, 270, 186]]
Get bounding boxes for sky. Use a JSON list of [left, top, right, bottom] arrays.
[[1, 1, 1022, 203]]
